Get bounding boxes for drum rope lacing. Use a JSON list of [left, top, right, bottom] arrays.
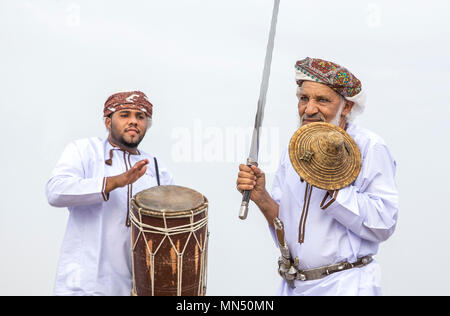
[[130, 207, 209, 296]]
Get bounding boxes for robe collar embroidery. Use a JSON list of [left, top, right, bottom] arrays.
[[105, 140, 141, 166]]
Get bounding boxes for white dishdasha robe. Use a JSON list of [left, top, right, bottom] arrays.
[[269, 123, 398, 296], [46, 137, 174, 296]]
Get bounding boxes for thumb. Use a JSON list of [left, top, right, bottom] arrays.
[[251, 165, 263, 176]]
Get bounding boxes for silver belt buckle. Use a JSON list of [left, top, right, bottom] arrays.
[[278, 256, 300, 288]]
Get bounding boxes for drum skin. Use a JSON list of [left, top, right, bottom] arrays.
[[130, 185, 208, 296]]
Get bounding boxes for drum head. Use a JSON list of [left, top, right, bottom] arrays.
[[134, 185, 205, 213]]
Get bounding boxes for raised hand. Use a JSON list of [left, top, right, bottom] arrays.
[[105, 159, 149, 194]]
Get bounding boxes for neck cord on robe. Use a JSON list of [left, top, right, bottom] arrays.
[[105, 142, 141, 227], [105, 141, 140, 166], [298, 181, 313, 244], [124, 151, 133, 227]]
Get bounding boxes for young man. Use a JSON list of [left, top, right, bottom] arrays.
[[46, 91, 174, 295], [236, 57, 398, 295]]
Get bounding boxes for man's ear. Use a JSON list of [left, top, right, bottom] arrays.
[[342, 100, 354, 116], [105, 116, 111, 131]]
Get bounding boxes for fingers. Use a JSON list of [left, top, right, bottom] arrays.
[[237, 184, 255, 192], [130, 159, 149, 173], [237, 164, 256, 190], [239, 164, 253, 173], [239, 164, 263, 176], [135, 159, 149, 169], [240, 164, 263, 174], [237, 164, 265, 193], [237, 177, 256, 190], [123, 159, 149, 185], [238, 171, 256, 181], [138, 165, 147, 177], [236, 175, 257, 192]]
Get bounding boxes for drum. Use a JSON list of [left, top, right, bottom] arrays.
[[130, 185, 209, 296]]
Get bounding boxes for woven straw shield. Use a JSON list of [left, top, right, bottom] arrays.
[[289, 122, 361, 190]]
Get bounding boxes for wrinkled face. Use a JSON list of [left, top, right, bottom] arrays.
[[105, 109, 148, 149], [297, 81, 353, 127]]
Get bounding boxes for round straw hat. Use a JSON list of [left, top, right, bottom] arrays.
[[289, 122, 361, 190]]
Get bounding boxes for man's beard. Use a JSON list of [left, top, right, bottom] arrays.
[[110, 122, 146, 149]]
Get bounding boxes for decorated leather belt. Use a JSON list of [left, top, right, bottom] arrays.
[[273, 217, 373, 288], [292, 256, 373, 282]]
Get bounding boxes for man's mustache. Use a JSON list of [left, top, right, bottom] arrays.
[[302, 113, 326, 121], [125, 126, 140, 134]]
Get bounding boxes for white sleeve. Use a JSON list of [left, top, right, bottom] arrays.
[[270, 148, 288, 205], [46, 141, 106, 208], [321, 143, 399, 243], [268, 148, 288, 247]]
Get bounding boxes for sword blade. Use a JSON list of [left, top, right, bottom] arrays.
[[248, 0, 280, 163], [240, 0, 281, 220]]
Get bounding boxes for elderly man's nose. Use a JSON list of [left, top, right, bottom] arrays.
[[305, 102, 318, 115]]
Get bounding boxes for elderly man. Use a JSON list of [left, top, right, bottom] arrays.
[[236, 57, 398, 296], [46, 91, 174, 296]]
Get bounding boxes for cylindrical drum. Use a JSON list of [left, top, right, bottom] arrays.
[[130, 185, 209, 296]]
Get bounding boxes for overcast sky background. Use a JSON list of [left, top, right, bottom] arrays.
[[1, 0, 449, 296]]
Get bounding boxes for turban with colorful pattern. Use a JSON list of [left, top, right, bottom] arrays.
[[295, 57, 366, 119], [103, 91, 153, 118]]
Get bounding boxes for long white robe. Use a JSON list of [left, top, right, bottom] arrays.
[[269, 123, 398, 296], [46, 137, 174, 296]]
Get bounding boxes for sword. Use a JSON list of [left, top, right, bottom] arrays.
[[239, 0, 280, 220]]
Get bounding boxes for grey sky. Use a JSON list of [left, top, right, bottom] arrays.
[[1, 0, 449, 295]]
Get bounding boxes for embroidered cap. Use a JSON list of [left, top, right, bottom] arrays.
[[295, 57, 366, 119], [289, 122, 361, 190], [104, 91, 153, 118]]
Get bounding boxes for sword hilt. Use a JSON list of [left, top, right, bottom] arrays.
[[239, 193, 250, 220], [239, 159, 258, 220]]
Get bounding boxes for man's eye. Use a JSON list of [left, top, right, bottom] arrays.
[[319, 98, 329, 103], [300, 96, 308, 101]]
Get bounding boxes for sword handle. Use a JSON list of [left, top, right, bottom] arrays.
[[239, 191, 251, 220], [239, 160, 258, 220]]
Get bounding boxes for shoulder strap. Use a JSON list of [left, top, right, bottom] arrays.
[[154, 157, 160, 186]]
